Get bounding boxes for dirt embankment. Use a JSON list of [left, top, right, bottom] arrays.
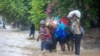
[[82, 28, 100, 49]]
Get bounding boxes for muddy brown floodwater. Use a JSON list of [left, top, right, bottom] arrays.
[[0, 28, 100, 56]]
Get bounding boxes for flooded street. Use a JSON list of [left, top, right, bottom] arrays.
[[0, 28, 100, 56], [0, 28, 40, 56]]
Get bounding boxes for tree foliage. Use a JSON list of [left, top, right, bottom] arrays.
[[0, 0, 30, 25], [29, 0, 100, 29], [28, 0, 49, 29], [0, 0, 99, 29]]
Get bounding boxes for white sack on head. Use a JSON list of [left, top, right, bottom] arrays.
[[68, 10, 81, 18]]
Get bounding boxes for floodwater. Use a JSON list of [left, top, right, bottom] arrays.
[[0, 28, 40, 56], [0, 27, 100, 56]]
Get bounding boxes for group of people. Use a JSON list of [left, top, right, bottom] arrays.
[[29, 10, 84, 56]]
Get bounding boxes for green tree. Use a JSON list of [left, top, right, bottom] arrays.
[[0, 0, 31, 30], [29, 0, 48, 29], [0, 0, 99, 29]]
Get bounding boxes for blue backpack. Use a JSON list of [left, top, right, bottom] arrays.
[[55, 22, 67, 38]]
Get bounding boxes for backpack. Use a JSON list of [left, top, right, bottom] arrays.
[[55, 22, 67, 38]]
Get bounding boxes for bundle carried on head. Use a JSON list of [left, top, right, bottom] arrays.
[[67, 10, 81, 18]]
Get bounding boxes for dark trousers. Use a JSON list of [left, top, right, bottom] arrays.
[[74, 34, 82, 55], [46, 39, 53, 52], [29, 30, 35, 38], [41, 40, 47, 51], [51, 32, 56, 50], [41, 39, 53, 51]]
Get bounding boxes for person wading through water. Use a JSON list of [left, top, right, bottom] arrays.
[[68, 10, 84, 56], [29, 22, 35, 39]]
